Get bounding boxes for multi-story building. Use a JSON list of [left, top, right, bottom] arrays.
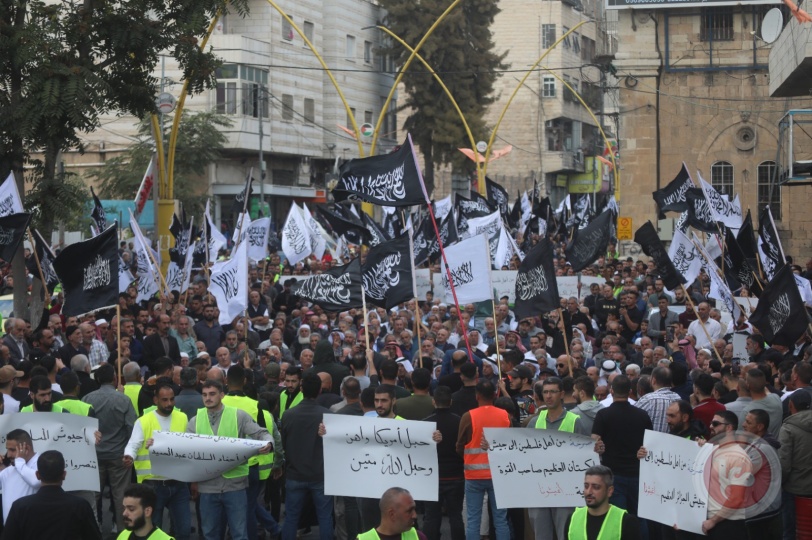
[[430, 0, 619, 205], [72, 0, 396, 232], [611, 0, 812, 256]]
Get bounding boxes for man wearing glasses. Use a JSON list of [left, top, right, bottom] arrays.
[[526, 377, 590, 540]]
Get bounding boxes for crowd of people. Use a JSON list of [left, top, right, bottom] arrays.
[[0, 241, 809, 540]]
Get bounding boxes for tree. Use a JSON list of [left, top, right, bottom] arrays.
[[91, 111, 231, 218], [378, 0, 506, 196], [0, 0, 246, 316]]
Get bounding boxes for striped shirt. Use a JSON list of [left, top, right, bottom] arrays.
[[635, 387, 681, 433]]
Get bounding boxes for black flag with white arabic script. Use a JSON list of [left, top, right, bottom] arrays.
[[90, 187, 107, 234], [333, 137, 427, 207], [634, 221, 686, 291], [486, 177, 510, 217], [317, 206, 368, 246], [231, 172, 253, 214], [748, 263, 808, 346], [684, 188, 718, 233], [758, 205, 785, 281], [514, 238, 560, 321], [565, 210, 612, 272], [723, 227, 764, 298], [362, 235, 415, 309], [653, 163, 694, 218], [428, 211, 459, 265], [361, 212, 390, 247], [737, 209, 759, 272], [53, 224, 118, 316], [292, 257, 363, 311], [0, 212, 31, 264], [26, 228, 60, 289]]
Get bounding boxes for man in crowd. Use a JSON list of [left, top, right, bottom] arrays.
[[456, 380, 511, 540], [564, 465, 640, 540], [526, 377, 590, 540], [358, 487, 419, 540], [1, 450, 101, 540], [188, 379, 272, 540], [0, 430, 40, 523]]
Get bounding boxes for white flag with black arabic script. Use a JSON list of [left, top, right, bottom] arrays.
[[205, 200, 227, 262], [0, 172, 23, 218], [246, 217, 271, 262], [302, 204, 327, 260], [668, 230, 702, 286], [440, 234, 493, 305], [282, 204, 312, 266], [209, 239, 248, 325], [698, 174, 742, 230]]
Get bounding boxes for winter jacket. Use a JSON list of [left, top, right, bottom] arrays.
[[779, 410, 812, 496]]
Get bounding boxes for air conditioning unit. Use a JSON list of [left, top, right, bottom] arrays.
[[575, 150, 584, 163]]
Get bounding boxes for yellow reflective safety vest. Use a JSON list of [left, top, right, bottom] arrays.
[[279, 390, 303, 418], [21, 403, 64, 413], [194, 406, 248, 478], [134, 409, 189, 482], [58, 398, 92, 416], [222, 394, 273, 478], [358, 528, 418, 540], [116, 526, 174, 540], [123, 383, 141, 412], [534, 410, 579, 432], [567, 505, 626, 540]]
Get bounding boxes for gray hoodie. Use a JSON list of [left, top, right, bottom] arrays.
[[780, 409, 812, 496], [573, 400, 604, 435]]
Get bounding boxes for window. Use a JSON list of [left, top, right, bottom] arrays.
[[346, 35, 356, 60], [563, 26, 571, 49], [304, 98, 315, 124], [281, 94, 294, 121], [758, 161, 781, 220], [347, 107, 356, 128], [364, 41, 373, 64], [710, 161, 734, 198], [563, 76, 579, 103], [364, 110, 373, 124], [572, 32, 581, 54], [581, 36, 596, 61], [281, 16, 294, 41], [543, 76, 555, 97], [215, 64, 268, 118], [542, 25, 556, 48], [379, 96, 396, 139], [581, 81, 602, 110], [701, 8, 734, 41], [303, 21, 314, 43]]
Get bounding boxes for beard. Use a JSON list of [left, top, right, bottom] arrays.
[[124, 513, 146, 531], [298, 335, 311, 345], [35, 401, 53, 412]]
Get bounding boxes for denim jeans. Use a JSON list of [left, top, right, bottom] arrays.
[[281, 478, 333, 540], [610, 475, 647, 539], [199, 489, 248, 540], [464, 479, 508, 540], [147, 480, 191, 540], [248, 466, 280, 539], [425, 479, 465, 540]]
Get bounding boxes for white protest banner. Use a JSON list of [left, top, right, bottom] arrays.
[[440, 235, 492, 305], [732, 333, 749, 363], [149, 431, 267, 482], [638, 429, 712, 535], [322, 415, 438, 501], [0, 412, 99, 491], [415, 269, 433, 301], [431, 272, 602, 305], [483, 427, 599, 508]]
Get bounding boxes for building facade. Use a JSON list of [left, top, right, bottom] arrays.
[[72, 0, 395, 232], [612, 1, 812, 257]]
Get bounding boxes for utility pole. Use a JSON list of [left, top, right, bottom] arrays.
[[258, 83, 266, 215]]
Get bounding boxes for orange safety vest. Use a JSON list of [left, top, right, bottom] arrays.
[[463, 405, 510, 480]]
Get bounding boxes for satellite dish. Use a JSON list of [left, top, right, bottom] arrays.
[[761, 8, 783, 44]]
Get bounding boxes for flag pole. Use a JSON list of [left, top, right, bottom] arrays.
[[558, 308, 573, 377], [361, 284, 371, 352], [27, 229, 50, 302], [492, 300, 502, 380], [414, 299, 423, 369], [680, 284, 725, 365], [424, 202, 475, 363]]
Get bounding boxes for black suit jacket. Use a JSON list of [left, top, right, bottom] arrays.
[[142, 333, 181, 371], [2, 334, 28, 364], [1, 485, 101, 540]]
